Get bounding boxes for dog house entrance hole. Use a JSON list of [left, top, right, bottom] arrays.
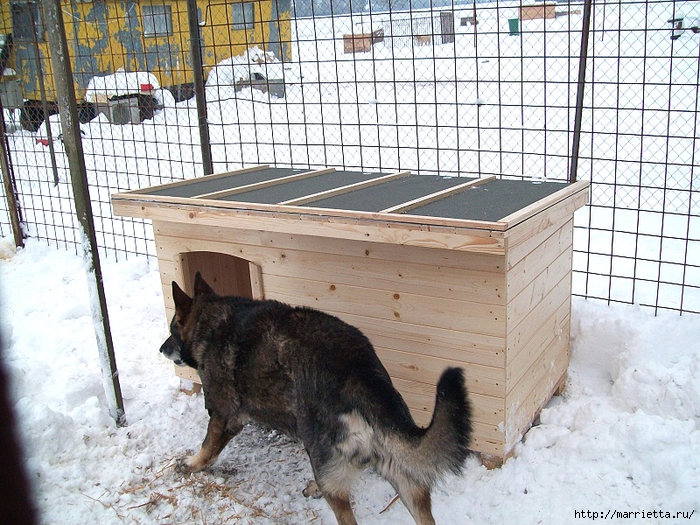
[[179, 251, 263, 299]]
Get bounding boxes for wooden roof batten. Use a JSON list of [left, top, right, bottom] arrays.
[[380, 176, 496, 214], [196, 167, 337, 200], [280, 171, 412, 205], [122, 164, 273, 195]]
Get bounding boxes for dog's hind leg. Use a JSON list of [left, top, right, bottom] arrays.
[[323, 490, 357, 525], [390, 478, 436, 525], [307, 455, 361, 525], [178, 414, 242, 473]]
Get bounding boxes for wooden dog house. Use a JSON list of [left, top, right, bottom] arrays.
[[112, 166, 589, 466]]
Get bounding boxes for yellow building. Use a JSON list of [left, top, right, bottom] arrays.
[[0, 0, 291, 123]]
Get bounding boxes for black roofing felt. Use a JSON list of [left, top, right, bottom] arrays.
[[220, 171, 381, 204], [145, 167, 306, 198], [305, 175, 475, 213], [406, 179, 568, 222]]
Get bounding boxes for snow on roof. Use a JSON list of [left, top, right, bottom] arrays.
[[85, 69, 160, 103], [206, 46, 285, 87]]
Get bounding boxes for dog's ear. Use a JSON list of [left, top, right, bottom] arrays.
[[193, 272, 216, 297], [172, 281, 192, 324]]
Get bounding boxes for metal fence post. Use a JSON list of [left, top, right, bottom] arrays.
[[570, 0, 594, 183], [43, 0, 126, 427], [187, 0, 214, 175]]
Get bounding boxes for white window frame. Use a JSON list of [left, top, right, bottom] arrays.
[[142, 4, 173, 38], [232, 2, 255, 31], [11, 1, 45, 42]]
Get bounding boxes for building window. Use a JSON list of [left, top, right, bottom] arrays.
[[11, 2, 45, 42], [232, 2, 255, 31], [143, 4, 173, 38]]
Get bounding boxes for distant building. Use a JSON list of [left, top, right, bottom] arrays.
[[0, 0, 292, 128]]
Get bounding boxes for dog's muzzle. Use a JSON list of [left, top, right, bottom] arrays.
[[159, 335, 185, 366]]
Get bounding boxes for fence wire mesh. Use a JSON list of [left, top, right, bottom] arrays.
[[0, 0, 697, 314]]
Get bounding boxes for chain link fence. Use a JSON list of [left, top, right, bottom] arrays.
[[0, 0, 697, 313]]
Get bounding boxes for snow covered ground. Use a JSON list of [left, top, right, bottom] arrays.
[[1, 239, 698, 524], [0, 2, 698, 523]]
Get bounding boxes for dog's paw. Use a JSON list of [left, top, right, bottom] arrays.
[[302, 480, 324, 499], [176, 455, 203, 474]]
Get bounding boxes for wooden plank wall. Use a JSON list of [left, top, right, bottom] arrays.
[[152, 219, 509, 458], [504, 217, 575, 455]]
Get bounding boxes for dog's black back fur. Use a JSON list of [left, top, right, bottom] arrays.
[[160, 273, 472, 525]]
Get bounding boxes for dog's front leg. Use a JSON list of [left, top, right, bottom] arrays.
[[178, 414, 242, 473]]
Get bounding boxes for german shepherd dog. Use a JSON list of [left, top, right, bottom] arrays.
[[159, 273, 472, 525]]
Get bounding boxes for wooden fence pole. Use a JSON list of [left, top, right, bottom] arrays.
[[0, 98, 24, 249], [43, 0, 126, 426]]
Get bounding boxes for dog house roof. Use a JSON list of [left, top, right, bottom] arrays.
[[112, 165, 589, 254]]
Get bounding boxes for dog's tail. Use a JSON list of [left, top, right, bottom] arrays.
[[391, 367, 472, 484]]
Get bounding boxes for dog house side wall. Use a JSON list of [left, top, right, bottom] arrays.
[[502, 215, 576, 457], [151, 218, 509, 459], [498, 184, 589, 460]]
